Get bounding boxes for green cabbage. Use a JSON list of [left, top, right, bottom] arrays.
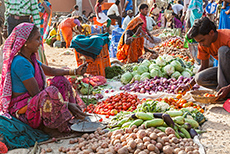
[[171, 71, 181, 79], [156, 56, 166, 67], [150, 69, 159, 78], [149, 64, 160, 72], [182, 71, 191, 78], [121, 72, 133, 84], [141, 59, 151, 67], [165, 55, 175, 63], [137, 65, 149, 75], [140, 72, 150, 81], [133, 65, 138, 71], [134, 74, 141, 81], [163, 64, 175, 76], [170, 60, 183, 72], [132, 71, 138, 76], [185, 68, 193, 76]]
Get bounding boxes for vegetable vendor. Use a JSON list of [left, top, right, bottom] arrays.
[[116, 17, 158, 63], [138, 3, 161, 49], [176, 17, 230, 100], [0, 23, 89, 133]]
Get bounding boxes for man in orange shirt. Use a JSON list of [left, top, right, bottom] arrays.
[[176, 17, 230, 100]]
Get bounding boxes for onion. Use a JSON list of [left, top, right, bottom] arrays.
[[140, 88, 146, 93]]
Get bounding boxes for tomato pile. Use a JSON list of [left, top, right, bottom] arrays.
[[84, 92, 141, 116], [153, 94, 204, 113], [203, 93, 215, 97], [156, 37, 184, 49]]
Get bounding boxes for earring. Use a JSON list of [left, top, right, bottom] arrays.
[[24, 44, 27, 47]]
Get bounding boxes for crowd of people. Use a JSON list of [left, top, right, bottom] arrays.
[[0, 0, 230, 140]]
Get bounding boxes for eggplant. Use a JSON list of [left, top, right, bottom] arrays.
[[153, 113, 163, 118], [184, 123, 192, 131], [189, 128, 198, 138], [131, 114, 137, 119], [162, 113, 175, 127]]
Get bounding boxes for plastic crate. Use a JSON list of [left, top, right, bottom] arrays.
[[75, 44, 109, 63]]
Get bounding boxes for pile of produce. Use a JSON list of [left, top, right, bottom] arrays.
[[121, 63, 138, 72], [82, 76, 107, 87], [156, 37, 184, 49], [120, 76, 199, 94], [85, 92, 141, 116], [56, 126, 200, 154], [105, 66, 124, 79], [120, 56, 196, 85]]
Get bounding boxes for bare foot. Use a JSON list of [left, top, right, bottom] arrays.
[[225, 10, 230, 15]]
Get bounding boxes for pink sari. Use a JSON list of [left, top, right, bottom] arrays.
[[0, 23, 76, 132]]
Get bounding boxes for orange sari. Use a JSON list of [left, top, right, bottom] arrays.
[[116, 17, 145, 63]]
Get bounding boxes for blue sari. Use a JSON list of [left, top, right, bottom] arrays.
[[188, 0, 204, 26], [219, 2, 230, 29]]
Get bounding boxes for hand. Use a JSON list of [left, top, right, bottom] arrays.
[[98, 16, 101, 20], [68, 103, 90, 119], [76, 62, 88, 75], [175, 84, 190, 94], [215, 86, 230, 100]]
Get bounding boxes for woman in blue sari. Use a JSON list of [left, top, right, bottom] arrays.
[[188, 0, 204, 26], [219, 1, 230, 29]]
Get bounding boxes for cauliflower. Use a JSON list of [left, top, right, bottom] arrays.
[[156, 101, 170, 112]]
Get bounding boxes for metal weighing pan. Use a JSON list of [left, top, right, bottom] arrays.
[[71, 121, 106, 133]]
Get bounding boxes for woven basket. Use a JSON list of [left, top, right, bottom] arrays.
[[190, 90, 217, 104]]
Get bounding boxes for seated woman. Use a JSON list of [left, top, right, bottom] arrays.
[[116, 17, 158, 63], [0, 23, 88, 133], [58, 16, 84, 48]]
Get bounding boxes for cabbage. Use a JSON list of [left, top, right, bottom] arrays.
[[149, 64, 160, 71], [182, 71, 191, 78], [171, 71, 181, 79], [121, 72, 133, 84], [137, 65, 149, 75], [141, 59, 151, 67], [134, 74, 141, 81], [132, 71, 138, 76], [156, 56, 166, 67], [165, 55, 174, 63], [141, 72, 151, 79], [133, 65, 138, 71], [170, 60, 183, 72], [150, 69, 160, 78], [163, 64, 175, 76], [184, 68, 193, 76]]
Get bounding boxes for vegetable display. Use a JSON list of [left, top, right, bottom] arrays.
[[105, 66, 124, 79], [120, 76, 200, 94]]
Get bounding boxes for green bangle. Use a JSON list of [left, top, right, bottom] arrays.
[[132, 34, 137, 38]]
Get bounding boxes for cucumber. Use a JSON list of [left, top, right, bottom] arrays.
[[165, 111, 183, 117], [185, 118, 199, 128], [129, 119, 143, 128]]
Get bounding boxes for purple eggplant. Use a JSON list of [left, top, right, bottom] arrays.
[[189, 128, 198, 138], [153, 113, 163, 118], [162, 113, 175, 127]]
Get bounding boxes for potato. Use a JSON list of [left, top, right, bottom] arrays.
[[185, 146, 193, 152], [120, 136, 126, 142], [135, 138, 143, 144], [46, 148, 52, 152], [137, 143, 145, 150], [125, 128, 132, 134], [157, 137, 164, 145], [178, 150, 186, 154], [117, 147, 129, 154], [143, 137, 150, 142], [134, 149, 141, 154], [147, 144, 155, 151], [137, 130, 147, 139], [143, 149, 150, 154], [162, 136, 169, 142], [144, 141, 150, 147], [173, 148, 181, 154], [133, 128, 139, 133], [155, 143, 162, 150], [130, 125, 137, 131], [165, 127, 175, 136], [101, 142, 108, 148], [193, 150, 200, 154], [157, 132, 166, 138], [128, 140, 137, 149], [170, 137, 179, 144], [114, 143, 122, 152], [163, 145, 173, 154], [138, 151, 147, 154], [129, 133, 137, 139], [122, 141, 127, 146], [149, 133, 158, 140]]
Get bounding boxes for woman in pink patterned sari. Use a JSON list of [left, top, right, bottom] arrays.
[[0, 23, 88, 133]]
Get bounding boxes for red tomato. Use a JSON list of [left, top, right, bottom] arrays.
[[105, 115, 110, 118], [99, 118, 103, 122]]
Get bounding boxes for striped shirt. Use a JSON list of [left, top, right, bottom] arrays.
[[4, 0, 41, 26]]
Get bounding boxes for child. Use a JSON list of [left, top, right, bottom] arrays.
[[72, 5, 80, 16], [46, 22, 60, 47], [82, 10, 88, 23], [95, 0, 111, 33]]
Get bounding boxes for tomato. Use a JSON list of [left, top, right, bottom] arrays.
[[176, 94, 182, 99], [187, 101, 194, 106], [99, 118, 103, 122], [131, 100, 136, 104], [105, 115, 110, 118]]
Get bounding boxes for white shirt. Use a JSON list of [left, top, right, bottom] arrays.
[[108, 0, 116, 3], [172, 4, 184, 15], [146, 16, 156, 31], [107, 4, 120, 16], [72, 10, 80, 16], [183, 0, 191, 14], [122, 15, 134, 29]]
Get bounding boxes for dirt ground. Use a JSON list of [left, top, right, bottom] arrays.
[[7, 44, 230, 153]]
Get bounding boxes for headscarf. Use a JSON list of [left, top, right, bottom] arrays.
[[0, 23, 34, 118], [188, 0, 204, 14]]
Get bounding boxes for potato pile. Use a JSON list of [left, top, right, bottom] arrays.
[[52, 125, 200, 154], [155, 47, 191, 59]]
